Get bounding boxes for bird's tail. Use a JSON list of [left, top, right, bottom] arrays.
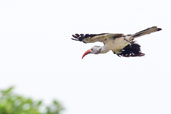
[[132, 26, 162, 38]]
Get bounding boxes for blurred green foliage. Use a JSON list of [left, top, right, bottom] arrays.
[[0, 87, 63, 114]]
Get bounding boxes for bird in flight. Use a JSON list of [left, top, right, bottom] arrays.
[[71, 26, 162, 59]]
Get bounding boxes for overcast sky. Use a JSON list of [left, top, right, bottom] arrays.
[[0, 0, 171, 114]]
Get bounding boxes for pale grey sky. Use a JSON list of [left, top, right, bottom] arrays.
[[0, 0, 171, 114]]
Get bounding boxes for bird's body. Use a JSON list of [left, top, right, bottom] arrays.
[[106, 35, 131, 54], [72, 26, 162, 58]]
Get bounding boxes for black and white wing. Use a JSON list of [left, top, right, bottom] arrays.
[[72, 33, 124, 44]]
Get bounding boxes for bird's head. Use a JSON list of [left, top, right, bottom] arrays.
[[82, 46, 101, 59]]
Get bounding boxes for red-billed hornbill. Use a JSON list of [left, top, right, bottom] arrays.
[[72, 26, 162, 59]]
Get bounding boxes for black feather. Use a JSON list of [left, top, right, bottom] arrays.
[[118, 43, 145, 57], [71, 33, 107, 42]]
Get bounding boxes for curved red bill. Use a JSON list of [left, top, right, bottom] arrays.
[[82, 49, 92, 59]]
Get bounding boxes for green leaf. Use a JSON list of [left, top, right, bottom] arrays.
[[0, 87, 64, 114]]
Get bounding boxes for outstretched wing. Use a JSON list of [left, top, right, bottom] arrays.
[[72, 33, 124, 44], [132, 26, 162, 38]]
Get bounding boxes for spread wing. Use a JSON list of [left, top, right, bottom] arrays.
[[72, 33, 124, 44]]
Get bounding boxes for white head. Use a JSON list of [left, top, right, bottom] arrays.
[[82, 46, 102, 59]]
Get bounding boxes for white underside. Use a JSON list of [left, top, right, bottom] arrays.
[[102, 36, 132, 54]]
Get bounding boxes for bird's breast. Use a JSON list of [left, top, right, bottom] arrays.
[[105, 37, 130, 53]]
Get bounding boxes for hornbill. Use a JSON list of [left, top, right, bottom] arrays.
[[71, 26, 162, 59]]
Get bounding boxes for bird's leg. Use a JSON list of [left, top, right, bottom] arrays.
[[124, 38, 130, 43], [113, 51, 122, 57], [117, 54, 121, 57], [124, 35, 133, 43]]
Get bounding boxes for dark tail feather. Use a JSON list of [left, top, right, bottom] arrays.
[[132, 26, 162, 38]]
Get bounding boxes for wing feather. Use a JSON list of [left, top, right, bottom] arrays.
[[72, 33, 124, 43]]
